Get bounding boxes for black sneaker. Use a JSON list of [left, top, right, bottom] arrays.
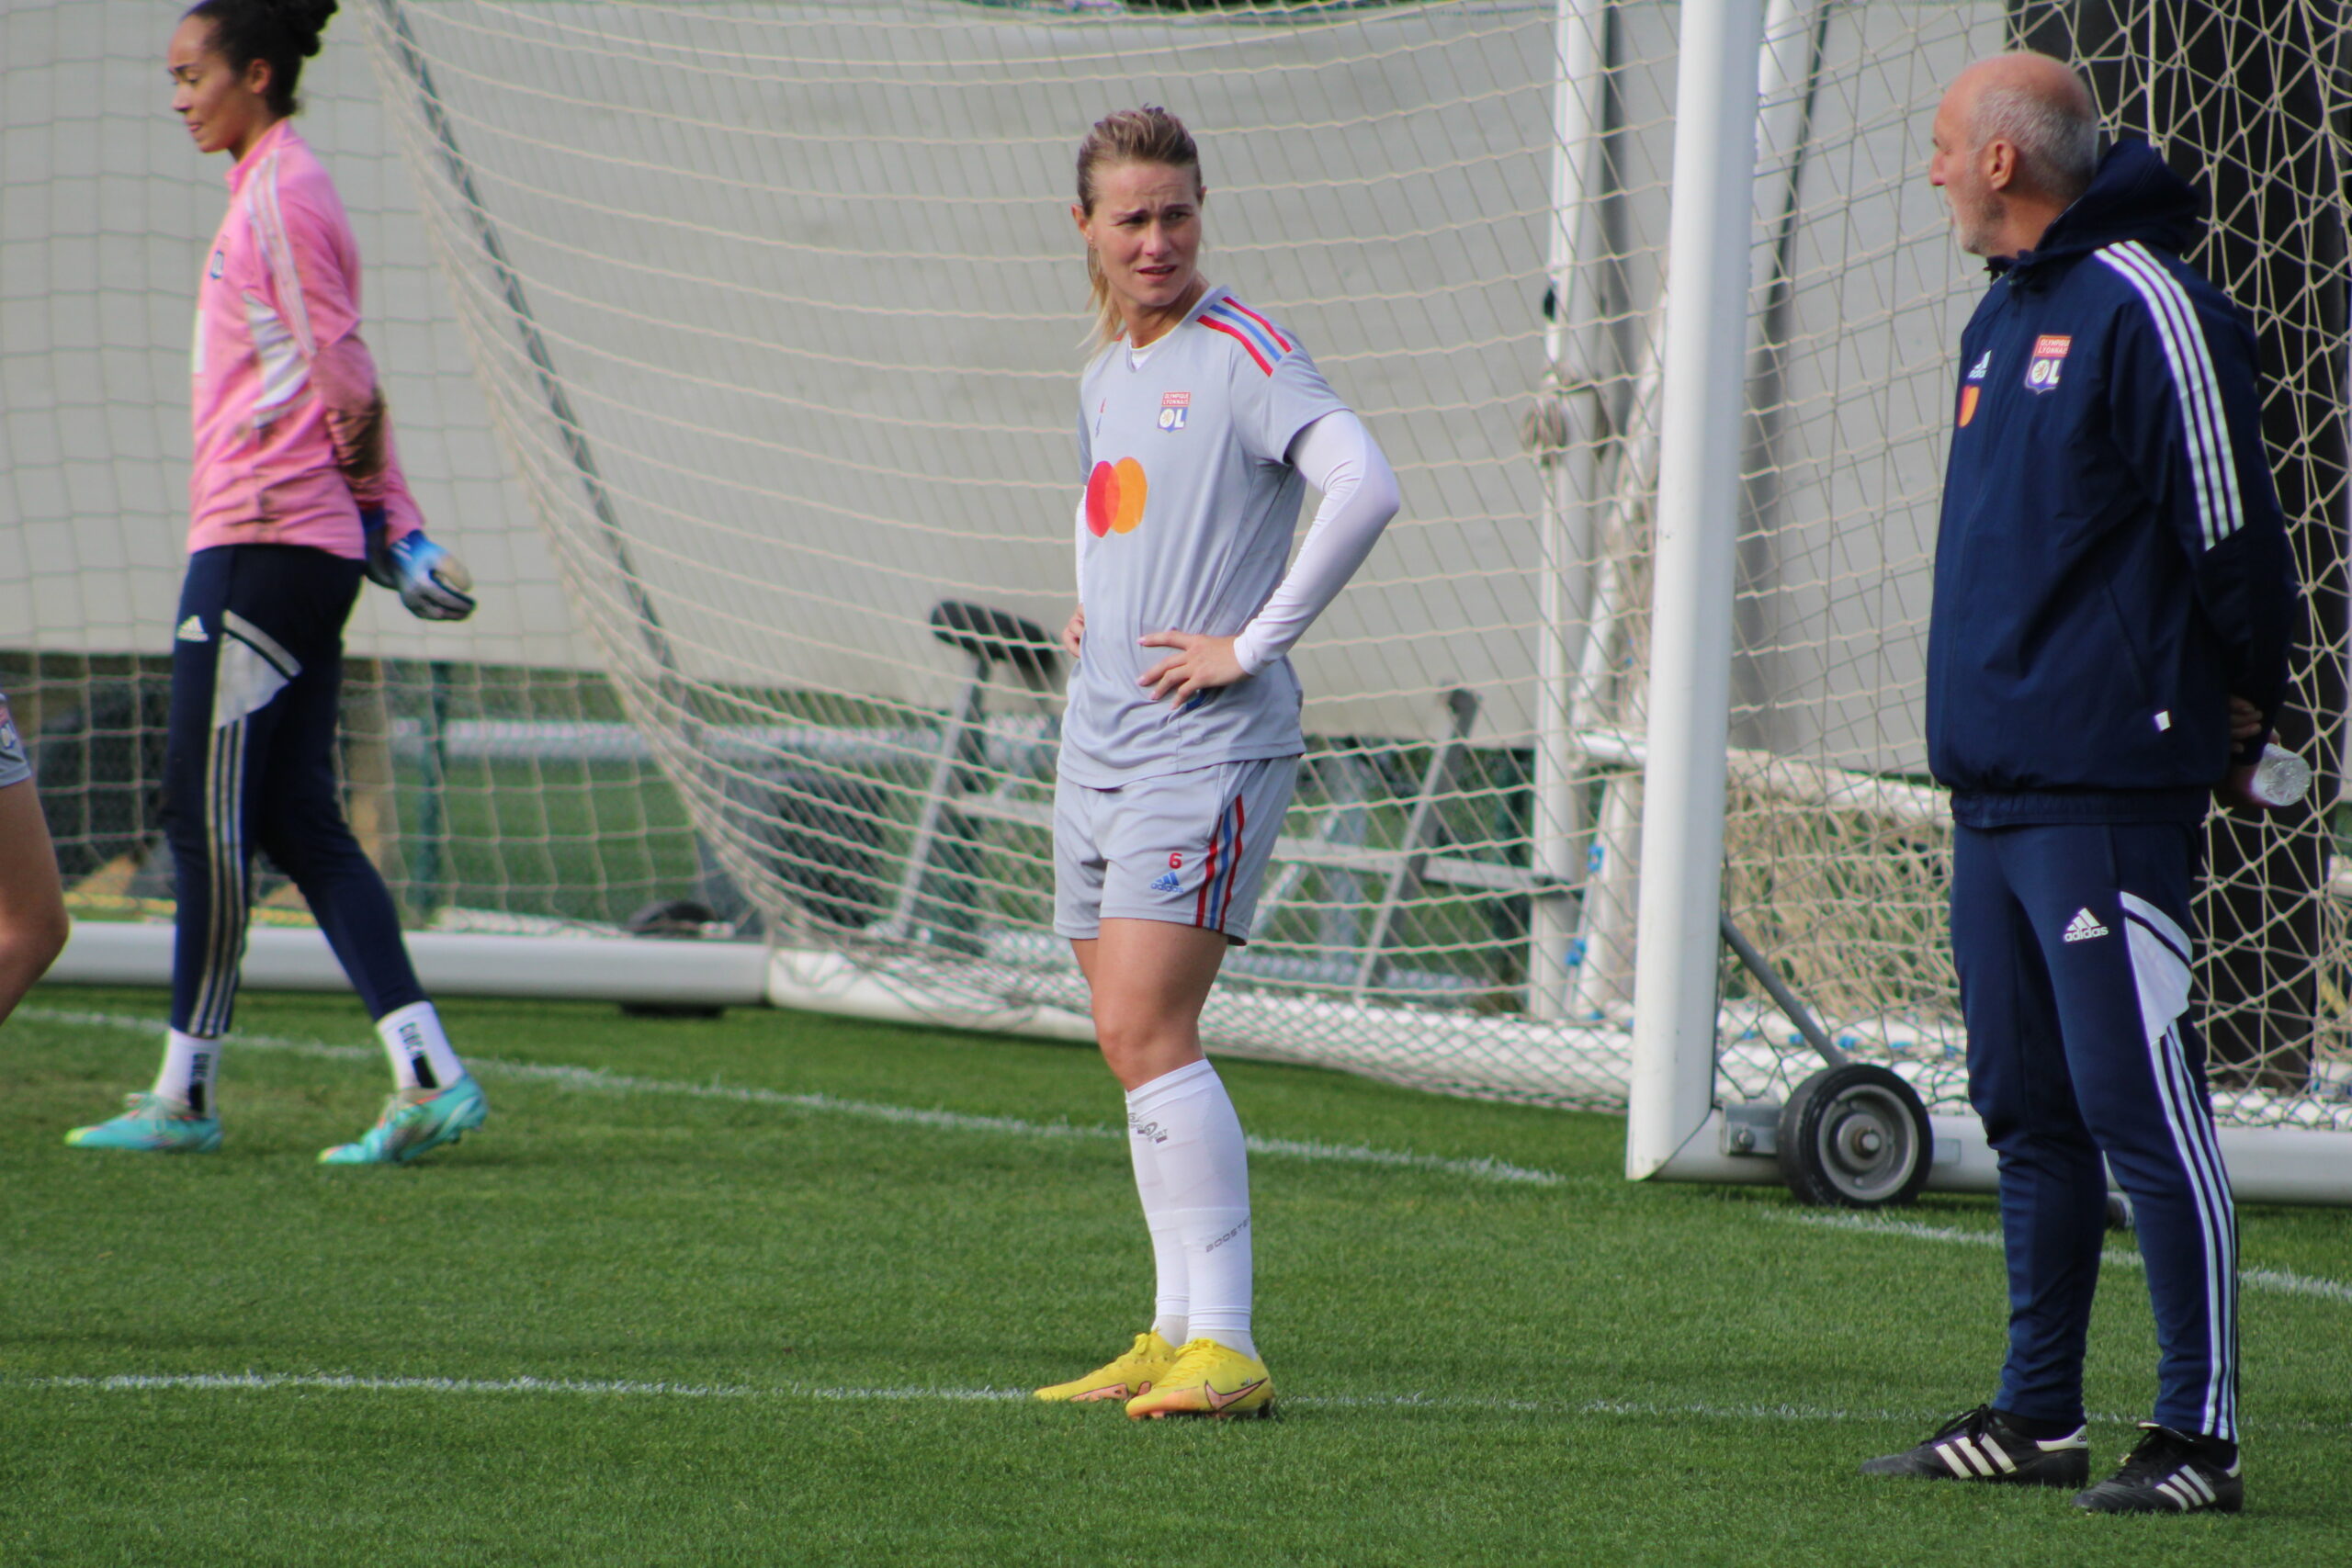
[[1860, 1405, 2090, 1486], [2075, 1423, 2243, 1515]]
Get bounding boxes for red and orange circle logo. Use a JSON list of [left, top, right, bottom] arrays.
[[1085, 457, 1147, 537]]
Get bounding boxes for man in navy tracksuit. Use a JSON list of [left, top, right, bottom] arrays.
[[1860, 55, 2301, 1515]]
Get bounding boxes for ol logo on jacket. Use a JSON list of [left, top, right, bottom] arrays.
[[2025, 333, 2071, 392]]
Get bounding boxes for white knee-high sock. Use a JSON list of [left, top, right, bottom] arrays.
[[154, 1030, 220, 1116], [1125, 1058, 1254, 1359], [1125, 1082, 1189, 1345], [375, 1001, 467, 1091]]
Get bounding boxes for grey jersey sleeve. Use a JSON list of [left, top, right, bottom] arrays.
[[1233, 342, 1349, 467]]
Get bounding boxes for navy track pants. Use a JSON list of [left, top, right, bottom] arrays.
[[1952, 819, 2238, 1441], [165, 545, 425, 1036]]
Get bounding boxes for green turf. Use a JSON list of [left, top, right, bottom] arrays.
[[3, 986, 2346, 1566]]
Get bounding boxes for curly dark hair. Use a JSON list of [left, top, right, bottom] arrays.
[[183, 0, 337, 118]]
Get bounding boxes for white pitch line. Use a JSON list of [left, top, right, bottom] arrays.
[[1771, 1209, 2352, 1305], [19, 1007, 1567, 1188], [13, 1371, 2339, 1435], [29, 1371, 763, 1399], [0, 1372, 1913, 1425]]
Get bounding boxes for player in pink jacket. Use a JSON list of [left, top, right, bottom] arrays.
[[68, 0, 488, 1163]]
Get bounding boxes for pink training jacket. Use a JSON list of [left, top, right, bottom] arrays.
[[189, 118, 422, 558]]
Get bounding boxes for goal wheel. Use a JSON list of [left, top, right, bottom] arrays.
[[1776, 1064, 1933, 1209]]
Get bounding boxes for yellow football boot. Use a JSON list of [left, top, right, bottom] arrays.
[[1124, 1338, 1274, 1419], [1034, 1330, 1180, 1404]]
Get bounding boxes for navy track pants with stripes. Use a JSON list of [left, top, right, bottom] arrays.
[[165, 545, 425, 1037], [1952, 819, 2238, 1441]]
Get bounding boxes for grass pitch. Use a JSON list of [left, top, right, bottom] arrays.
[[3, 986, 2347, 1566]]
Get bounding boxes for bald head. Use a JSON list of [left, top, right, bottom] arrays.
[[1957, 54, 2099, 196], [1930, 52, 2100, 256], [1951, 51, 2096, 119]]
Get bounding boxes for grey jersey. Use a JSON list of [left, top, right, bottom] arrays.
[[1062, 287, 1348, 786]]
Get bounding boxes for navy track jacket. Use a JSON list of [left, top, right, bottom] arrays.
[[1925, 141, 2302, 827]]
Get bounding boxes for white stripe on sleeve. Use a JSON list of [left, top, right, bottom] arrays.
[[2122, 241, 2246, 536], [246, 152, 317, 360], [2095, 243, 2242, 549], [2103, 243, 2235, 546]]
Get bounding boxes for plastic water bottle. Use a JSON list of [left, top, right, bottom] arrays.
[[2248, 742, 2312, 808]]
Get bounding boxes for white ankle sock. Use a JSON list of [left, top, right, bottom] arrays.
[[375, 1002, 467, 1090], [155, 1030, 220, 1116], [1126, 1058, 1254, 1359], [1125, 1079, 1189, 1346]]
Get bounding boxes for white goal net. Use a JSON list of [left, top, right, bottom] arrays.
[[5, 0, 2344, 1133], [352, 0, 2347, 1123]]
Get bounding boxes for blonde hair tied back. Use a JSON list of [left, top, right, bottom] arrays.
[[1075, 106, 1202, 349]]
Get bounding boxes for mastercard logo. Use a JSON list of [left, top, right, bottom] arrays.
[[1085, 457, 1147, 537]]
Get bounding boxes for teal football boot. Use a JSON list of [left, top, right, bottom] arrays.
[[319, 1076, 489, 1166], [65, 1091, 223, 1153]]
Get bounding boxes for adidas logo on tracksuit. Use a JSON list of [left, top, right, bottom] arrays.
[[2062, 908, 2109, 942], [1148, 869, 1182, 893]]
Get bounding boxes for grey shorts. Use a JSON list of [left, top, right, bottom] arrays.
[[0, 694, 28, 790], [1054, 756, 1299, 944]]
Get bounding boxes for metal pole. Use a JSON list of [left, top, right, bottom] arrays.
[[1560, 321, 1657, 1021], [1567, 0, 1819, 1025], [1529, 0, 1613, 1020], [1718, 911, 1845, 1068], [413, 659, 451, 912], [364, 0, 684, 692], [1625, 0, 1768, 1180], [1747, 0, 1826, 319]]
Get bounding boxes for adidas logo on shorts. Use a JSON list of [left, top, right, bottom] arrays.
[[2063, 907, 2109, 943], [1148, 870, 1182, 894]]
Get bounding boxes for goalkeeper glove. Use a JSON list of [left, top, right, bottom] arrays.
[[362, 507, 476, 622]]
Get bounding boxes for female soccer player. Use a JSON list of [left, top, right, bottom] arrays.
[[1033, 108, 1400, 1418], [68, 0, 486, 1163]]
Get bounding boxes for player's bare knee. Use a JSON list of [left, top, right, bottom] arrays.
[[1091, 1009, 1158, 1064], [1091, 1011, 1191, 1079], [31, 900, 68, 972], [0, 903, 68, 988]]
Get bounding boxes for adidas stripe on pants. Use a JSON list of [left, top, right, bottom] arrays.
[[164, 545, 427, 1037], [1951, 819, 2238, 1442]]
